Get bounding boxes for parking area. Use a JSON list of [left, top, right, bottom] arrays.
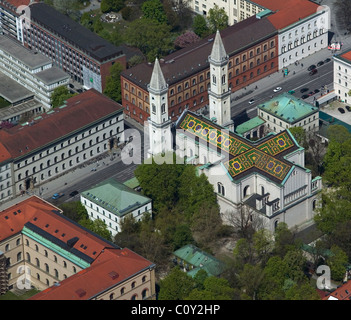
[[320, 100, 351, 125]]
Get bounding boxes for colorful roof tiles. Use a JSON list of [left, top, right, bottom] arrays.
[[177, 111, 298, 183]]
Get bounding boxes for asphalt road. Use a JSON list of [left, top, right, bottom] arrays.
[[231, 59, 334, 121]]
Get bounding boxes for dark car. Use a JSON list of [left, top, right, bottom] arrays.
[[300, 88, 309, 93], [309, 69, 317, 76], [346, 106, 351, 112], [314, 89, 320, 94], [324, 58, 331, 63], [317, 61, 324, 67], [308, 91, 315, 96], [308, 65, 316, 71], [338, 108, 345, 114], [69, 190, 79, 197], [301, 94, 309, 99]]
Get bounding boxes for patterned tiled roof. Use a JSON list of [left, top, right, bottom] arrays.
[[177, 111, 298, 183]]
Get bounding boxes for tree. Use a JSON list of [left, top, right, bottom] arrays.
[[162, 0, 193, 32], [51, 86, 75, 108], [141, 0, 167, 24], [186, 276, 234, 300], [53, 0, 78, 15], [335, 0, 351, 32], [207, 4, 228, 33], [273, 222, 300, 258], [124, 18, 173, 61], [79, 218, 112, 241], [103, 61, 124, 103], [238, 264, 264, 300], [288, 126, 308, 149], [174, 31, 200, 49], [225, 205, 265, 240], [101, 0, 125, 13], [59, 201, 88, 222], [158, 267, 195, 300], [192, 14, 210, 38], [134, 153, 185, 213], [326, 245, 348, 281]]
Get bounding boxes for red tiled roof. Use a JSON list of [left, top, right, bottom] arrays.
[[252, 0, 321, 30], [323, 281, 351, 300], [0, 89, 123, 159], [340, 50, 351, 63], [30, 248, 153, 300], [0, 196, 154, 300]]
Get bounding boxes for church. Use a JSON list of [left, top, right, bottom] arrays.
[[146, 30, 322, 232]]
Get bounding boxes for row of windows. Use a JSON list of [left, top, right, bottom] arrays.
[[17, 120, 121, 168], [281, 30, 324, 53]]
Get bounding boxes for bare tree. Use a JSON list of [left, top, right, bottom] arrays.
[[224, 205, 266, 240], [306, 131, 327, 176]]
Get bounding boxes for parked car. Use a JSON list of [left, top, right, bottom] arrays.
[[317, 61, 324, 67], [309, 69, 317, 76], [288, 90, 295, 94], [314, 89, 320, 94], [300, 88, 309, 93], [52, 193, 64, 200], [324, 58, 331, 63], [273, 87, 282, 92], [308, 65, 316, 71], [308, 91, 315, 96], [301, 94, 309, 99], [249, 99, 255, 105], [346, 106, 351, 112], [338, 107, 345, 114], [69, 190, 79, 197]]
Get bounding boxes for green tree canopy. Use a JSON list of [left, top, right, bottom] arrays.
[[124, 18, 173, 62], [193, 14, 210, 38], [141, 0, 167, 24], [103, 61, 124, 103], [207, 4, 228, 33], [158, 267, 195, 300], [186, 276, 234, 300], [51, 86, 75, 108]]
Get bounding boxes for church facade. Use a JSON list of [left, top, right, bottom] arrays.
[[147, 30, 322, 232]]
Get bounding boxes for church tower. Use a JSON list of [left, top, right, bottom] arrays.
[[208, 30, 234, 130], [147, 58, 172, 158]]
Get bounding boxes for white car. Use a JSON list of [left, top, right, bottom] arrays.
[[248, 99, 255, 105], [273, 87, 282, 92]]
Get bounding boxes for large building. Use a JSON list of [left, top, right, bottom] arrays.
[[18, 2, 127, 93], [0, 89, 124, 202], [333, 50, 351, 104], [257, 92, 319, 133], [0, 0, 39, 42], [121, 0, 329, 126], [0, 196, 156, 300], [0, 33, 69, 109], [150, 31, 322, 232], [121, 15, 278, 125], [81, 178, 152, 237]]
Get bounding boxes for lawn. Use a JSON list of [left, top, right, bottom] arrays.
[[0, 96, 10, 108], [0, 288, 40, 300]]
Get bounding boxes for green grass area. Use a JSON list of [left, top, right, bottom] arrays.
[[0, 96, 10, 109], [0, 288, 40, 300]]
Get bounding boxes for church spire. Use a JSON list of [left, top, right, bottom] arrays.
[[148, 58, 167, 94], [209, 30, 228, 65]]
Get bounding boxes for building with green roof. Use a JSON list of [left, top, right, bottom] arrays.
[[172, 244, 227, 278], [257, 92, 319, 133], [235, 116, 266, 140], [80, 178, 152, 236]]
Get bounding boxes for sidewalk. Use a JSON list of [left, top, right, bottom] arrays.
[[0, 149, 123, 211]]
